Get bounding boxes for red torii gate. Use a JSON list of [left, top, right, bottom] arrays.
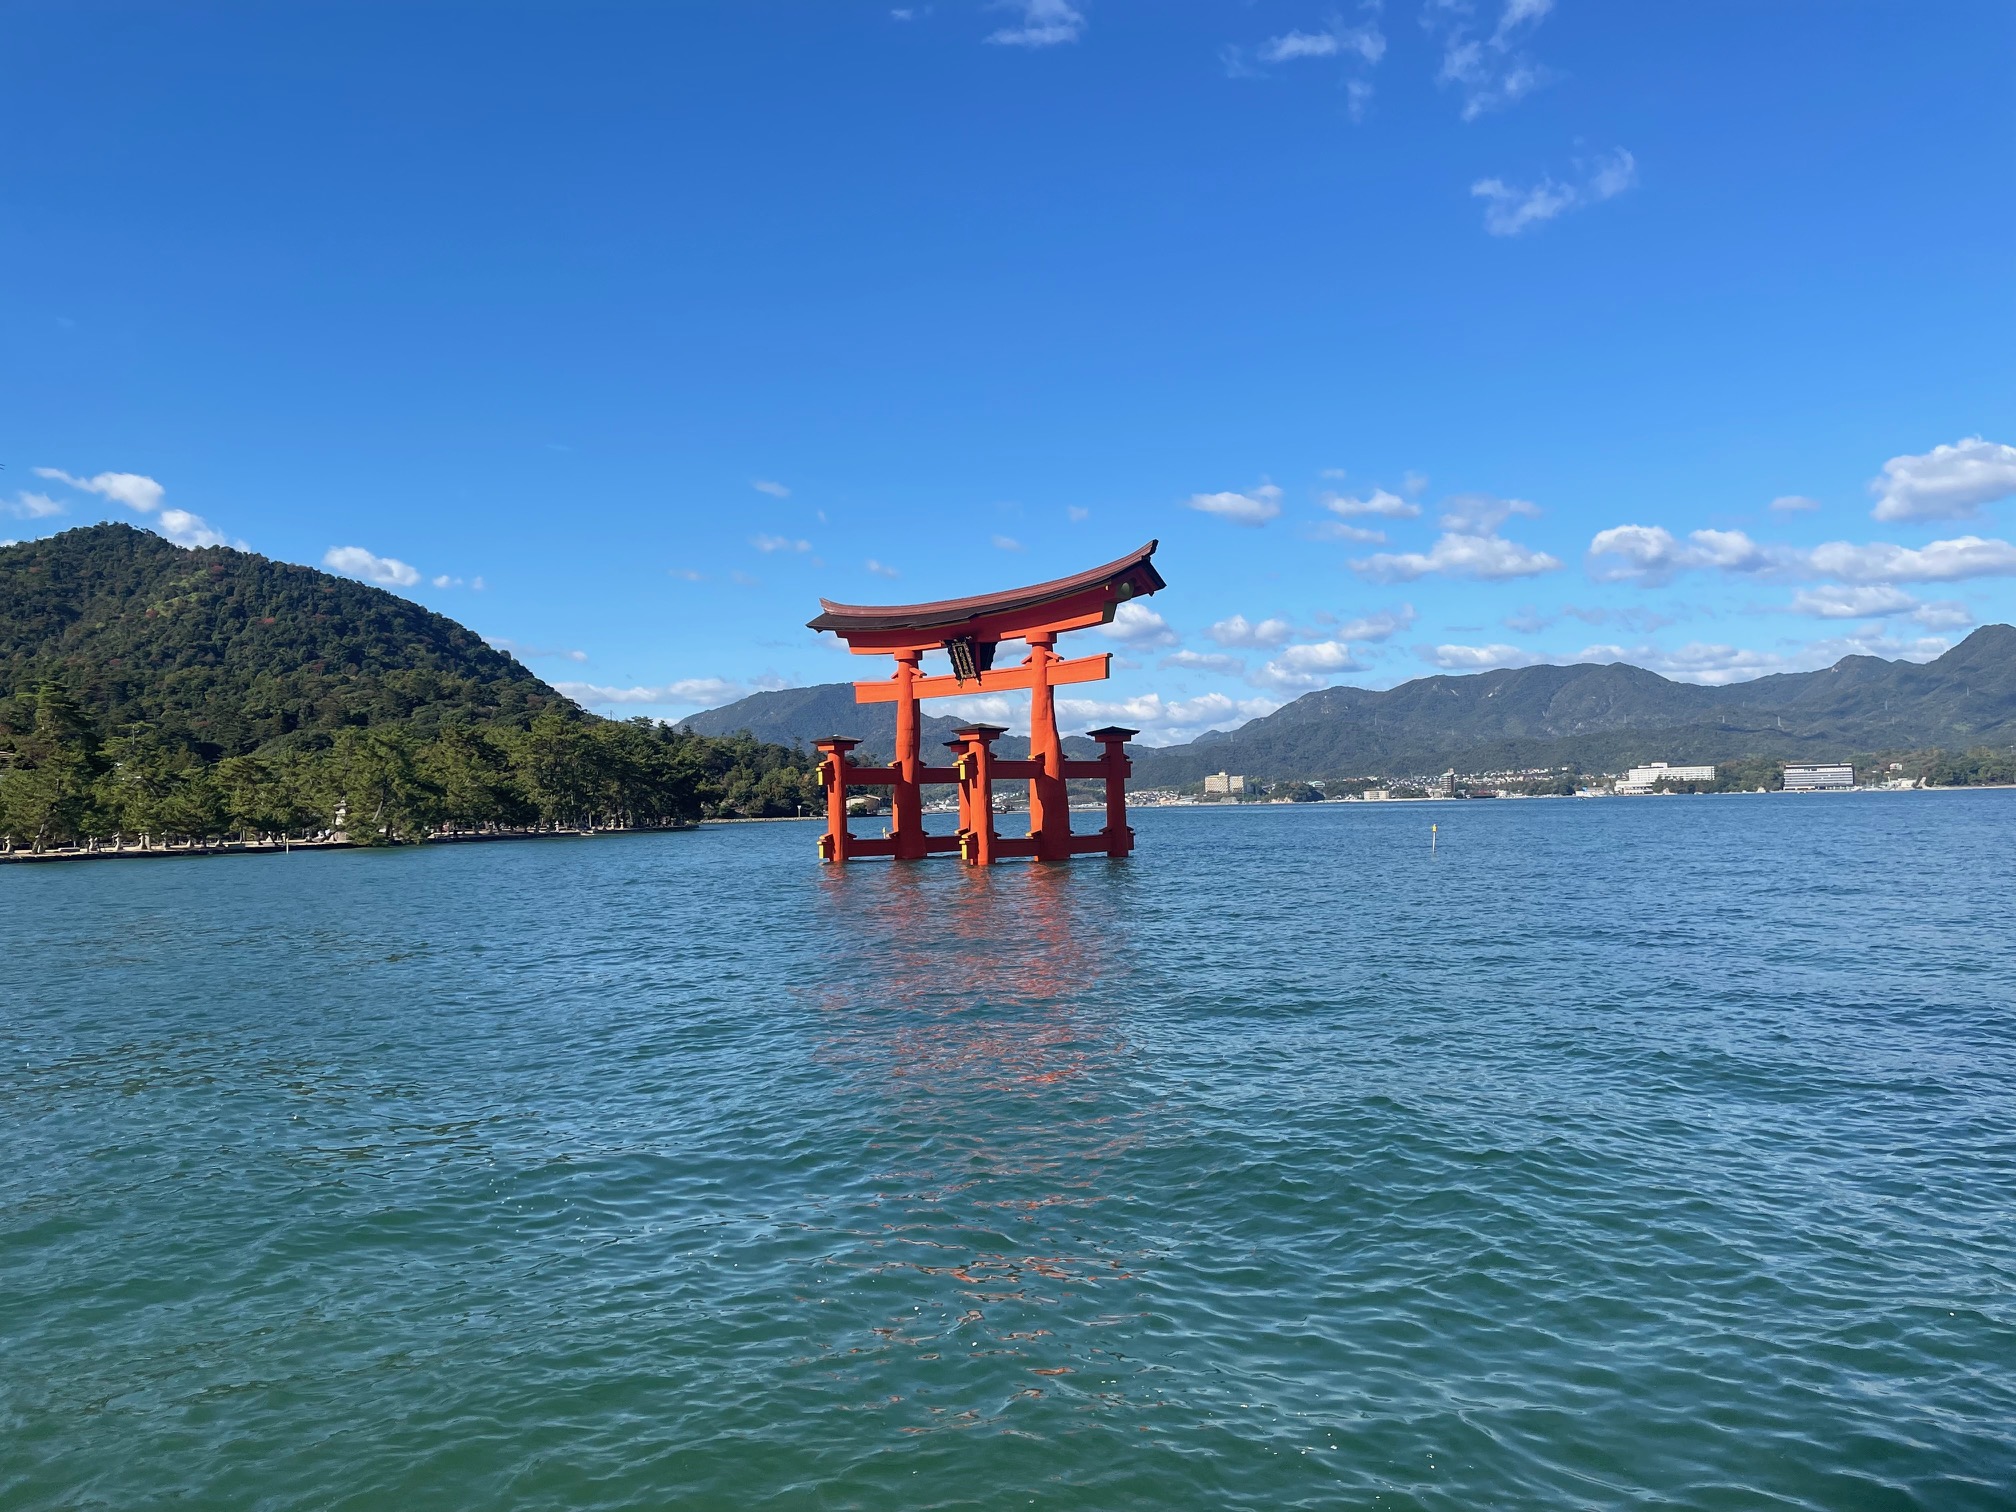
[[806, 542, 1166, 865]]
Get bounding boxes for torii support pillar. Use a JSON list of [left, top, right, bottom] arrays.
[[950, 724, 1006, 866], [1085, 725, 1138, 858], [818, 731, 959, 863]]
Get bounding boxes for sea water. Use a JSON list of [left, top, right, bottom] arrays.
[[4, 793, 2014, 1510]]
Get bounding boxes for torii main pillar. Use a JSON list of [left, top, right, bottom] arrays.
[[808, 542, 1165, 866]]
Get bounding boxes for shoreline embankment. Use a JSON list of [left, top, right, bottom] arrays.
[[0, 824, 699, 866]]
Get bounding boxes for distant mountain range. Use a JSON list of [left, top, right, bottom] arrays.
[[17, 524, 2004, 784], [685, 626, 2016, 782]]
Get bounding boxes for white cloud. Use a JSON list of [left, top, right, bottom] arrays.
[[1053, 691, 1281, 746], [1788, 584, 1920, 619], [865, 558, 900, 578], [555, 677, 745, 708], [1586, 525, 1775, 585], [1187, 482, 1282, 526], [1869, 437, 2016, 522], [1259, 22, 1384, 65], [1472, 176, 1571, 235], [1159, 649, 1246, 675], [752, 478, 791, 499], [1786, 586, 1972, 632], [1067, 505, 1090, 522], [1099, 601, 1178, 646], [1207, 613, 1294, 648], [986, 0, 1082, 47], [1193, 607, 1414, 689], [153, 510, 235, 548], [1323, 487, 1419, 519], [1587, 526, 1679, 580], [1473, 149, 1636, 237], [1427, 0, 1556, 121], [1439, 493, 1538, 533], [1590, 521, 2016, 587], [324, 546, 421, 586], [1771, 494, 1822, 513], [670, 568, 706, 582], [1308, 520, 1387, 544], [3, 491, 66, 519], [1256, 639, 1365, 690], [1345, 496, 1556, 582], [935, 693, 1021, 726], [750, 534, 811, 553], [1418, 642, 1543, 671], [1333, 606, 1417, 642], [1354, 532, 1562, 582], [991, 534, 1024, 551], [34, 467, 166, 513], [1806, 534, 2016, 584], [1912, 600, 1975, 631], [1261, 29, 1339, 61]]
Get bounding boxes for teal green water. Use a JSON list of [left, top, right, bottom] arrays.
[[5, 794, 2015, 1510]]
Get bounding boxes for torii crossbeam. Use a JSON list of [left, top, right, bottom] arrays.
[[806, 541, 1165, 864]]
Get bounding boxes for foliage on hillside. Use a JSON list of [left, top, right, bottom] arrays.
[[1922, 747, 2016, 786], [0, 526, 826, 847], [0, 684, 823, 848], [1, 522, 566, 754]]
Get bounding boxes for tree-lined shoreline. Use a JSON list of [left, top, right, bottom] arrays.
[[0, 682, 823, 854]]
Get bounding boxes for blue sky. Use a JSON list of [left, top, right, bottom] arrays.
[[5, 1, 2013, 743]]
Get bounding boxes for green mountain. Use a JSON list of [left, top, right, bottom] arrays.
[[0, 522, 568, 756], [681, 626, 2016, 782], [0, 525, 825, 848]]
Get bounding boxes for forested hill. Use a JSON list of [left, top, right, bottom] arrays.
[[1, 525, 827, 847], [0, 522, 566, 756]]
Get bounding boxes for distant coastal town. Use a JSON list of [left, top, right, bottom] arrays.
[[1125, 752, 2010, 806]]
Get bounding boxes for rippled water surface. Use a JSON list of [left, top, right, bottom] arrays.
[[6, 793, 2016, 1510]]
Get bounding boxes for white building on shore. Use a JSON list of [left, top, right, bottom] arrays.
[[1616, 761, 1716, 794], [1783, 762, 1854, 791]]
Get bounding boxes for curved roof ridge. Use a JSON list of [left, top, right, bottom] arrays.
[[807, 540, 1162, 635]]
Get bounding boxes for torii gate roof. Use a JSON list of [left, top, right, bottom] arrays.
[[807, 540, 1164, 646]]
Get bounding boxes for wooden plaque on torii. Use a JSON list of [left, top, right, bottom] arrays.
[[805, 541, 1165, 864]]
